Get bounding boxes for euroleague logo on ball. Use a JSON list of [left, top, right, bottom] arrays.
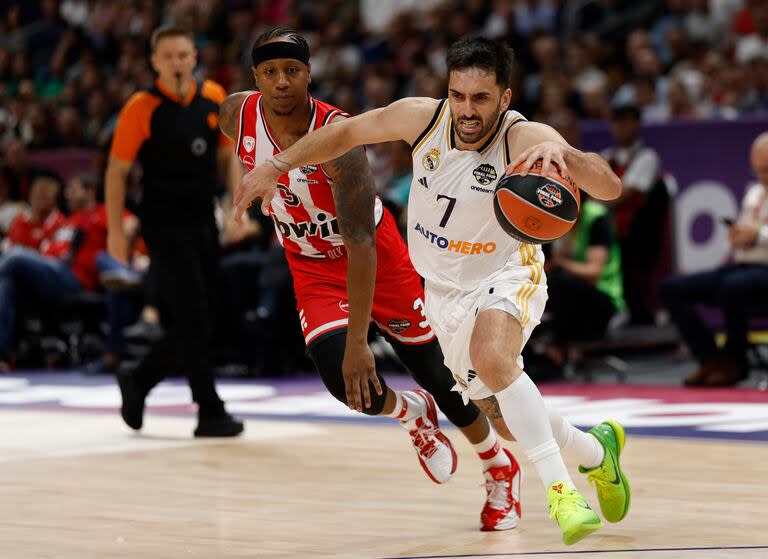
[[536, 184, 563, 208]]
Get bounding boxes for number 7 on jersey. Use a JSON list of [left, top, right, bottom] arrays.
[[436, 194, 456, 228]]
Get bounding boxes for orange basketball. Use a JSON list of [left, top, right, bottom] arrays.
[[493, 160, 580, 244]]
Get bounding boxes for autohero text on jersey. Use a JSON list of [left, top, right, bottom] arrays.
[[413, 222, 496, 255]]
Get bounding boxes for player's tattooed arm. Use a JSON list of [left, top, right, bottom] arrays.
[[327, 146, 381, 412], [219, 92, 250, 141], [327, 147, 376, 245]]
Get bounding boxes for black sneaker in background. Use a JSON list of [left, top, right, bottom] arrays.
[[194, 413, 245, 438]]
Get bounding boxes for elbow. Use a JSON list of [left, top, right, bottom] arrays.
[[602, 173, 622, 201]]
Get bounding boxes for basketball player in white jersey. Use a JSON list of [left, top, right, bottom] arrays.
[[220, 28, 528, 531], [232, 37, 631, 545]]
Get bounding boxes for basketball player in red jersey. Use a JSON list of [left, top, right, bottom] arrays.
[[218, 28, 522, 531]]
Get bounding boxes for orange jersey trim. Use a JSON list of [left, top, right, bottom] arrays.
[[109, 91, 162, 163]]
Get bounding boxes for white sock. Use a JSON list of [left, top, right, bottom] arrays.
[[472, 423, 511, 471], [385, 390, 421, 422], [495, 373, 573, 488], [548, 407, 604, 470]]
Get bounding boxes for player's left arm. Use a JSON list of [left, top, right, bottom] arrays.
[[506, 122, 622, 201], [325, 126, 382, 412]]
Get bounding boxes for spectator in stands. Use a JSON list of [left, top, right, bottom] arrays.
[[3, 175, 64, 253], [55, 173, 139, 375], [1, 139, 56, 201], [0, 168, 26, 237], [0, 172, 93, 371], [602, 103, 669, 325], [661, 132, 768, 387], [531, 196, 626, 380]]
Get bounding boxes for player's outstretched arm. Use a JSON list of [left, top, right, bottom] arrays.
[[233, 97, 436, 220], [506, 121, 622, 201], [326, 141, 382, 412]]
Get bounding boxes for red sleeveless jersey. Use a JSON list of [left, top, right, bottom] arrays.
[[235, 92, 383, 259]]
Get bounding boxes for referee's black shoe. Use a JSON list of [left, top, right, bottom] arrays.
[[194, 413, 244, 438], [116, 371, 145, 430]]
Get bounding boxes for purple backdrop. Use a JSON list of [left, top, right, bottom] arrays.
[[582, 117, 768, 272]]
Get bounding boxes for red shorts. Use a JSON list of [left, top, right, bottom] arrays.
[[286, 208, 436, 347]]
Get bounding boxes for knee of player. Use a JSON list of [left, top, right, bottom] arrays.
[[470, 346, 520, 386]]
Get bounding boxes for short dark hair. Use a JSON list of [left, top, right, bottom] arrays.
[[446, 37, 514, 89], [252, 27, 309, 65], [611, 103, 641, 120], [150, 25, 194, 52]]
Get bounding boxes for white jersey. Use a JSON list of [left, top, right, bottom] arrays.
[[408, 99, 541, 290]]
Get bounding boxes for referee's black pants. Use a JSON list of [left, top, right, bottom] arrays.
[[134, 221, 225, 417]]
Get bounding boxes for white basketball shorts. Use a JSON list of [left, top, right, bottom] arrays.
[[424, 266, 547, 403]]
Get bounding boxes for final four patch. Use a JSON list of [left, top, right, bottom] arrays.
[[472, 163, 497, 185], [536, 184, 563, 208], [388, 319, 411, 333]]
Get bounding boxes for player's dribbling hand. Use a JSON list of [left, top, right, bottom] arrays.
[[233, 160, 282, 222], [342, 342, 382, 412], [508, 141, 570, 177]]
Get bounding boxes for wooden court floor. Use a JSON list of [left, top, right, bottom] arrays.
[[0, 409, 766, 559]]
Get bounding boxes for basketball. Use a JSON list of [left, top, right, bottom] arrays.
[[493, 160, 581, 244]]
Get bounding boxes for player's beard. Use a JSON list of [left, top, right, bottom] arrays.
[[453, 104, 503, 145]]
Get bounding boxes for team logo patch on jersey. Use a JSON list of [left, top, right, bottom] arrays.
[[536, 184, 563, 208], [242, 136, 255, 153], [422, 148, 441, 172], [339, 300, 350, 313], [388, 319, 411, 333], [242, 155, 255, 167], [300, 164, 318, 175], [472, 163, 497, 185]]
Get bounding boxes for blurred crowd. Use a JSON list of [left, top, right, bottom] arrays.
[[0, 0, 767, 383]]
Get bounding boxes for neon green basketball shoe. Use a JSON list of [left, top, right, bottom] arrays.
[[547, 481, 602, 545], [579, 420, 631, 523]]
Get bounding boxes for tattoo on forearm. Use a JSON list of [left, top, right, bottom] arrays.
[[476, 395, 503, 419], [328, 147, 375, 245]]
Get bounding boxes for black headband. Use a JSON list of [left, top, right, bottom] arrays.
[[252, 41, 310, 67]]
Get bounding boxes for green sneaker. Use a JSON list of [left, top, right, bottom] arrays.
[[547, 481, 602, 545], [579, 420, 631, 523]]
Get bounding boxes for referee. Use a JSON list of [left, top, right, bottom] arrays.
[[106, 25, 243, 437]]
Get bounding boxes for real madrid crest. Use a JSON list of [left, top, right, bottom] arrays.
[[472, 163, 497, 185], [422, 148, 441, 172]]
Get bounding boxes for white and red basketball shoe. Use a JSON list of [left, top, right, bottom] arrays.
[[400, 389, 458, 484], [480, 448, 522, 531]]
